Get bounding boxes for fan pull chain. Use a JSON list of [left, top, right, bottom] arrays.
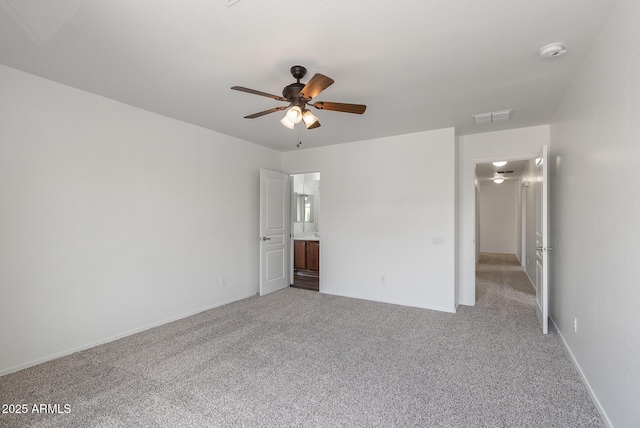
[[296, 125, 302, 148]]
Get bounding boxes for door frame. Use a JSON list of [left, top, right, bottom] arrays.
[[534, 145, 550, 334], [466, 151, 539, 305], [287, 169, 322, 291]]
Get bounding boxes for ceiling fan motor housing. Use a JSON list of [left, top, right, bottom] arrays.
[[283, 65, 308, 106], [282, 83, 305, 102], [290, 65, 307, 81]]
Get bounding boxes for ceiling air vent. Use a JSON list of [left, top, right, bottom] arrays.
[[491, 110, 512, 122], [473, 109, 513, 125], [473, 112, 492, 125]]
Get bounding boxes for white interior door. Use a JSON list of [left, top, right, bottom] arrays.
[[260, 168, 290, 296], [534, 145, 550, 334]]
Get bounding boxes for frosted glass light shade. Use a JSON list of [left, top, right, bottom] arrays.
[[302, 110, 318, 128], [286, 106, 303, 124], [280, 115, 295, 129]]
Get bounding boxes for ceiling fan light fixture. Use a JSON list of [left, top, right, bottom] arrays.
[[286, 106, 303, 124], [302, 110, 319, 128], [280, 115, 295, 129], [231, 65, 366, 138]]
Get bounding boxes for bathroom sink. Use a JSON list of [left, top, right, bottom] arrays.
[[294, 234, 320, 241]]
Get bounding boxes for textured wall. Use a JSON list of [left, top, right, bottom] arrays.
[[0, 65, 282, 375], [283, 129, 457, 313], [478, 180, 517, 254], [550, 0, 640, 425]]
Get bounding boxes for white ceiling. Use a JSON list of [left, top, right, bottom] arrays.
[[0, 0, 619, 152]]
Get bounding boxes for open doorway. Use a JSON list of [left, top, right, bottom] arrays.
[[473, 150, 550, 334], [476, 160, 527, 262], [475, 159, 538, 290], [290, 172, 320, 291]]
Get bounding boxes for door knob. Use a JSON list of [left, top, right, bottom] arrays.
[[261, 236, 271, 241]]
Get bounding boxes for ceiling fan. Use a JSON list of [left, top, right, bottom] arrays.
[[231, 65, 366, 130]]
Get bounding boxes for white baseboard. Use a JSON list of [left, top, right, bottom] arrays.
[[0, 293, 256, 377], [549, 317, 613, 428], [456, 299, 476, 307], [524, 270, 536, 292]]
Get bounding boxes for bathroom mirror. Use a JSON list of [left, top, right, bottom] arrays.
[[292, 173, 319, 234], [295, 194, 314, 223]]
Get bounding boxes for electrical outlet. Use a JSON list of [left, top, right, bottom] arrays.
[[221, 276, 227, 287], [573, 317, 577, 332]]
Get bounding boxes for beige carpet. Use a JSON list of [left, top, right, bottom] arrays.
[[0, 253, 604, 427]]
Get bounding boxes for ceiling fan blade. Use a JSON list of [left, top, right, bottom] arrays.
[[308, 120, 321, 130], [244, 106, 288, 119], [312, 101, 366, 114], [231, 86, 287, 102], [299, 74, 334, 99]]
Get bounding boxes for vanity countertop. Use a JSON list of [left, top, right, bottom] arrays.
[[294, 235, 320, 241]]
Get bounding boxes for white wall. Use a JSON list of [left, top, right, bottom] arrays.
[[0, 65, 282, 375], [457, 126, 549, 305], [478, 180, 517, 254], [549, 0, 640, 425], [283, 128, 456, 313]]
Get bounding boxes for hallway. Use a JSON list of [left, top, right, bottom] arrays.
[[475, 252, 536, 311]]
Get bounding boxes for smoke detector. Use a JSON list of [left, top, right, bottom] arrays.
[[539, 43, 567, 58]]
